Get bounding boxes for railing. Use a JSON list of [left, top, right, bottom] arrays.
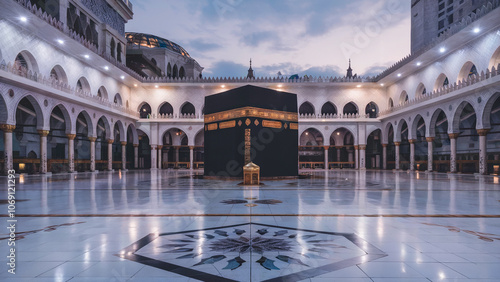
[[328, 162, 355, 169], [299, 113, 378, 119], [380, 64, 500, 117], [0, 61, 139, 118], [143, 75, 376, 84], [299, 162, 325, 169], [142, 113, 203, 119]]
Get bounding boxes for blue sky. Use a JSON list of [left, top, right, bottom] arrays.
[[126, 0, 411, 78]]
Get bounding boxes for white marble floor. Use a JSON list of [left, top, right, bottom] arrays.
[[0, 169, 499, 281]]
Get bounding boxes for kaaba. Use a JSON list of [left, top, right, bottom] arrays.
[[204, 85, 298, 178]]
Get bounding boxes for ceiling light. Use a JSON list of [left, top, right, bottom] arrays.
[[120, 75, 125, 80], [337, 132, 340, 135], [20, 16, 27, 22], [134, 84, 138, 87], [397, 73, 402, 77], [380, 83, 384, 86], [57, 39, 64, 44], [473, 27, 480, 33], [221, 85, 225, 88], [416, 62, 421, 66], [84, 54, 90, 59], [439, 47, 446, 53], [277, 84, 282, 88], [104, 66, 109, 70], [357, 85, 361, 88], [155, 85, 159, 88]]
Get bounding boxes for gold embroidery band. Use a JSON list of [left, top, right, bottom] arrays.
[[219, 120, 236, 129], [245, 129, 251, 164], [204, 107, 298, 123], [289, 123, 298, 130], [262, 120, 282, 129], [207, 123, 218, 131]]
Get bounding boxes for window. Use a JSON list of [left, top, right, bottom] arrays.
[[110, 38, 116, 58], [439, 3, 445, 10], [458, 8, 463, 17], [448, 14, 454, 24], [438, 19, 445, 30]]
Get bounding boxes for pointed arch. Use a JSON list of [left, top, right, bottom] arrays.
[[113, 120, 126, 142], [76, 110, 94, 137], [489, 45, 500, 69], [49, 65, 68, 84], [173, 64, 178, 78], [330, 127, 355, 146], [162, 128, 188, 146], [388, 98, 394, 108], [365, 102, 378, 118], [113, 93, 123, 106], [300, 128, 323, 146], [97, 86, 108, 100], [399, 91, 408, 105], [299, 102, 315, 115], [127, 123, 139, 144], [15, 95, 44, 129], [321, 102, 337, 116], [117, 43, 122, 62], [429, 108, 449, 137], [50, 104, 73, 134], [0, 94, 9, 125], [415, 82, 427, 97], [194, 128, 204, 146], [343, 102, 358, 115], [452, 101, 478, 133], [410, 114, 425, 140], [457, 61, 477, 83], [434, 73, 449, 91], [180, 102, 195, 115], [167, 63, 172, 78], [138, 102, 152, 118], [482, 92, 500, 129], [76, 77, 91, 94], [14, 50, 39, 74], [159, 102, 174, 115], [96, 116, 111, 140], [179, 66, 185, 78]]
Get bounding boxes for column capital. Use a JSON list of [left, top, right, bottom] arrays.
[[477, 129, 490, 136], [66, 134, 76, 140], [0, 124, 16, 132], [189, 146, 195, 150], [37, 130, 50, 137], [133, 143, 139, 147], [394, 142, 401, 146], [354, 145, 359, 150], [448, 133, 459, 139], [107, 139, 114, 144], [359, 145, 366, 150], [425, 137, 435, 142], [382, 143, 388, 147], [157, 145, 163, 150], [151, 145, 157, 150], [322, 146, 330, 150], [335, 146, 343, 149], [88, 137, 97, 142], [120, 141, 127, 146], [408, 139, 416, 144]]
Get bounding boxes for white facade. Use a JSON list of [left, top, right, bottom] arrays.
[[1, 0, 500, 174]]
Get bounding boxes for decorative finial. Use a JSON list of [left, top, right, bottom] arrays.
[[250, 58, 252, 68]]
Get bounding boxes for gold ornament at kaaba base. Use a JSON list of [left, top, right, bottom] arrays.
[[204, 106, 298, 123], [244, 129, 251, 164], [207, 123, 218, 131], [289, 123, 298, 130], [243, 162, 260, 186], [245, 118, 251, 126], [219, 120, 236, 129], [262, 120, 282, 129], [254, 119, 259, 126]]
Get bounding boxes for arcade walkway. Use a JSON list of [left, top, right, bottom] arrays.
[[0, 170, 499, 281]]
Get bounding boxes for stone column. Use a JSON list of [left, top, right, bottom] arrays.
[[382, 144, 387, 170], [67, 134, 76, 173], [157, 145, 163, 169], [1, 125, 15, 174], [477, 129, 490, 175], [336, 146, 342, 163], [121, 142, 127, 170], [107, 139, 113, 171], [409, 139, 416, 171], [189, 146, 194, 170], [448, 133, 459, 173], [175, 146, 179, 169], [426, 137, 434, 172], [151, 146, 157, 169], [89, 137, 96, 172], [133, 144, 139, 169], [394, 142, 401, 170], [38, 130, 49, 173], [354, 145, 359, 169], [359, 145, 366, 169]]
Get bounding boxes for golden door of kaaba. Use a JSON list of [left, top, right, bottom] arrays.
[[204, 85, 298, 178]]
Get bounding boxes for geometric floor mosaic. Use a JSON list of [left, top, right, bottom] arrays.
[[117, 222, 387, 281]]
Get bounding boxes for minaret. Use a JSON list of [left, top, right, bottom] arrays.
[[346, 59, 353, 78], [247, 58, 255, 79]]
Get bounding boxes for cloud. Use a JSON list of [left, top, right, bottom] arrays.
[[362, 64, 390, 77], [203, 61, 248, 77], [240, 31, 275, 47], [188, 39, 223, 52]]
